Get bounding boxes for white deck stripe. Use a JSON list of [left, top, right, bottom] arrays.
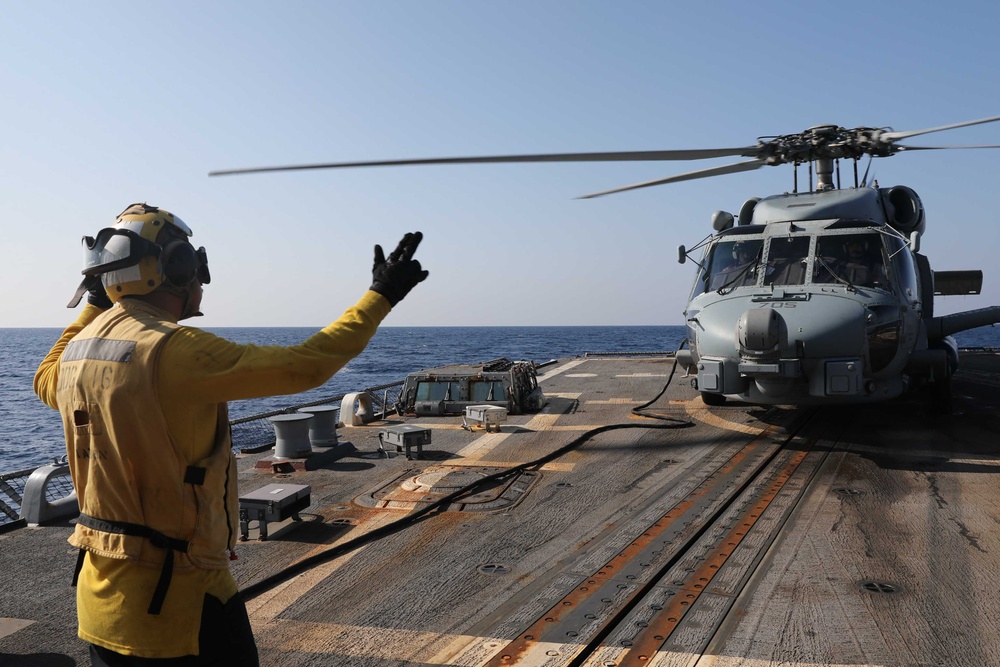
[[0, 617, 34, 640], [535, 359, 588, 382]]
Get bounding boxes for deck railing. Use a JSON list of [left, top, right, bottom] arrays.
[[0, 380, 405, 531]]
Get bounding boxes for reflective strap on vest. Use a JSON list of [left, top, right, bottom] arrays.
[[76, 513, 190, 615]]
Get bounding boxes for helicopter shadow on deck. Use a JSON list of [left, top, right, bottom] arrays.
[[815, 396, 1000, 475], [616, 395, 1000, 475]]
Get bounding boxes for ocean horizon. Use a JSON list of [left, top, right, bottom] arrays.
[[2, 325, 689, 473], [4, 324, 999, 474]]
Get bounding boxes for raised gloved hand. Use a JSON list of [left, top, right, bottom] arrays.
[[370, 231, 429, 307]]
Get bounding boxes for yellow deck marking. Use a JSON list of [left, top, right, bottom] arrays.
[[250, 361, 594, 624], [586, 398, 638, 405], [256, 619, 513, 665], [448, 459, 575, 472], [245, 513, 399, 622], [455, 413, 562, 462], [450, 388, 592, 467], [681, 397, 766, 435]]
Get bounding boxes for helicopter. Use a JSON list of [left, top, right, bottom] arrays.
[[210, 115, 1000, 409]]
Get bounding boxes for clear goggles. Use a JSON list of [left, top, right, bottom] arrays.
[[81, 227, 210, 285]]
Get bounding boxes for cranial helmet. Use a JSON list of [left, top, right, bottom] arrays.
[[733, 243, 755, 261], [843, 237, 869, 255], [77, 203, 210, 304]]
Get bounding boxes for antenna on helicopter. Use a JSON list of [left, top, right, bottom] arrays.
[[860, 156, 874, 188]]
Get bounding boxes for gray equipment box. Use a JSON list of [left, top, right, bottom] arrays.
[[238, 483, 311, 541], [380, 425, 432, 459], [462, 404, 508, 432]]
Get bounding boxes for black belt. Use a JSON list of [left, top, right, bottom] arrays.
[[74, 513, 190, 615]]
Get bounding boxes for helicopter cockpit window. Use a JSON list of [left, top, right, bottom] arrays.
[[812, 233, 888, 290], [886, 233, 918, 298], [763, 236, 810, 286], [702, 239, 764, 293]]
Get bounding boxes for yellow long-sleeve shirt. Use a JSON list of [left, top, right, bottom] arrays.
[[34, 290, 391, 657]]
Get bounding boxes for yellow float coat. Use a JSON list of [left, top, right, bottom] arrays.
[[35, 291, 391, 657]]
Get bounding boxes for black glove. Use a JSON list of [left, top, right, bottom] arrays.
[[370, 232, 429, 307], [86, 275, 113, 309], [67, 275, 113, 309]]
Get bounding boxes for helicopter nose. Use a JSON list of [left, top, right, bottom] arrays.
[[735, 299, 868, 399]]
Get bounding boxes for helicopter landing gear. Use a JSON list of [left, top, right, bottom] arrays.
[[928, 378, 953, 415], [700, 392, 727, 406]]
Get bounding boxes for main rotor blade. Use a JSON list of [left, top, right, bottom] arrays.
[[576, 159, 767, 199], [208, 147, 761, 177], [880, 115, 1000, 142], [895, 144, 1000, 152]]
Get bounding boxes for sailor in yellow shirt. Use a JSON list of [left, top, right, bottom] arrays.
[[34, 203, 428, 666]]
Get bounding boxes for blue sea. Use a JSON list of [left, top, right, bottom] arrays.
[[1, 325, 687, 473], [4, 324, 999, 474]]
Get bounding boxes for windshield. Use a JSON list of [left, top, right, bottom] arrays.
[[690, 231, 894, 296], [697, 239, 764, 294], [763, 236, 810, 287], [813, 233, 889, 290]]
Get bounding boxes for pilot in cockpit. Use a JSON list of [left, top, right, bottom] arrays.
[[734, 242, 757, 268], [838, 237, 883, 287], [708, 242, 759, 291]]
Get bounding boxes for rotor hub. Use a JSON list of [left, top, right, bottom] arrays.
[[756, 126, 897, 165]]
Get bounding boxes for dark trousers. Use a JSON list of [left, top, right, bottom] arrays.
[[89, 593, 259, 667]]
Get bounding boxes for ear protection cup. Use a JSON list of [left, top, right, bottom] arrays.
[[161, 240, 199, 287]]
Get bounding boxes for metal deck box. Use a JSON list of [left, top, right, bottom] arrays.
[[462, 404, 508, 432], [379, 425, 432, 459], [238, 483, 311, 541]]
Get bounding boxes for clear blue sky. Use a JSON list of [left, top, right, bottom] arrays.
[[4, 1, 1000, 327]]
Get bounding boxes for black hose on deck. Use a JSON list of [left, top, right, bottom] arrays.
[[239, 348, 693, 602]]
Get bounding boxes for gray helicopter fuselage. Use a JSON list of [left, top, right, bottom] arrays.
[[680, 187, 935, 405], [208, 114, 1000, 406]]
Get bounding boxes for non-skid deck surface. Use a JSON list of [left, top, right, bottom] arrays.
[[2, 354, 999, 666]]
